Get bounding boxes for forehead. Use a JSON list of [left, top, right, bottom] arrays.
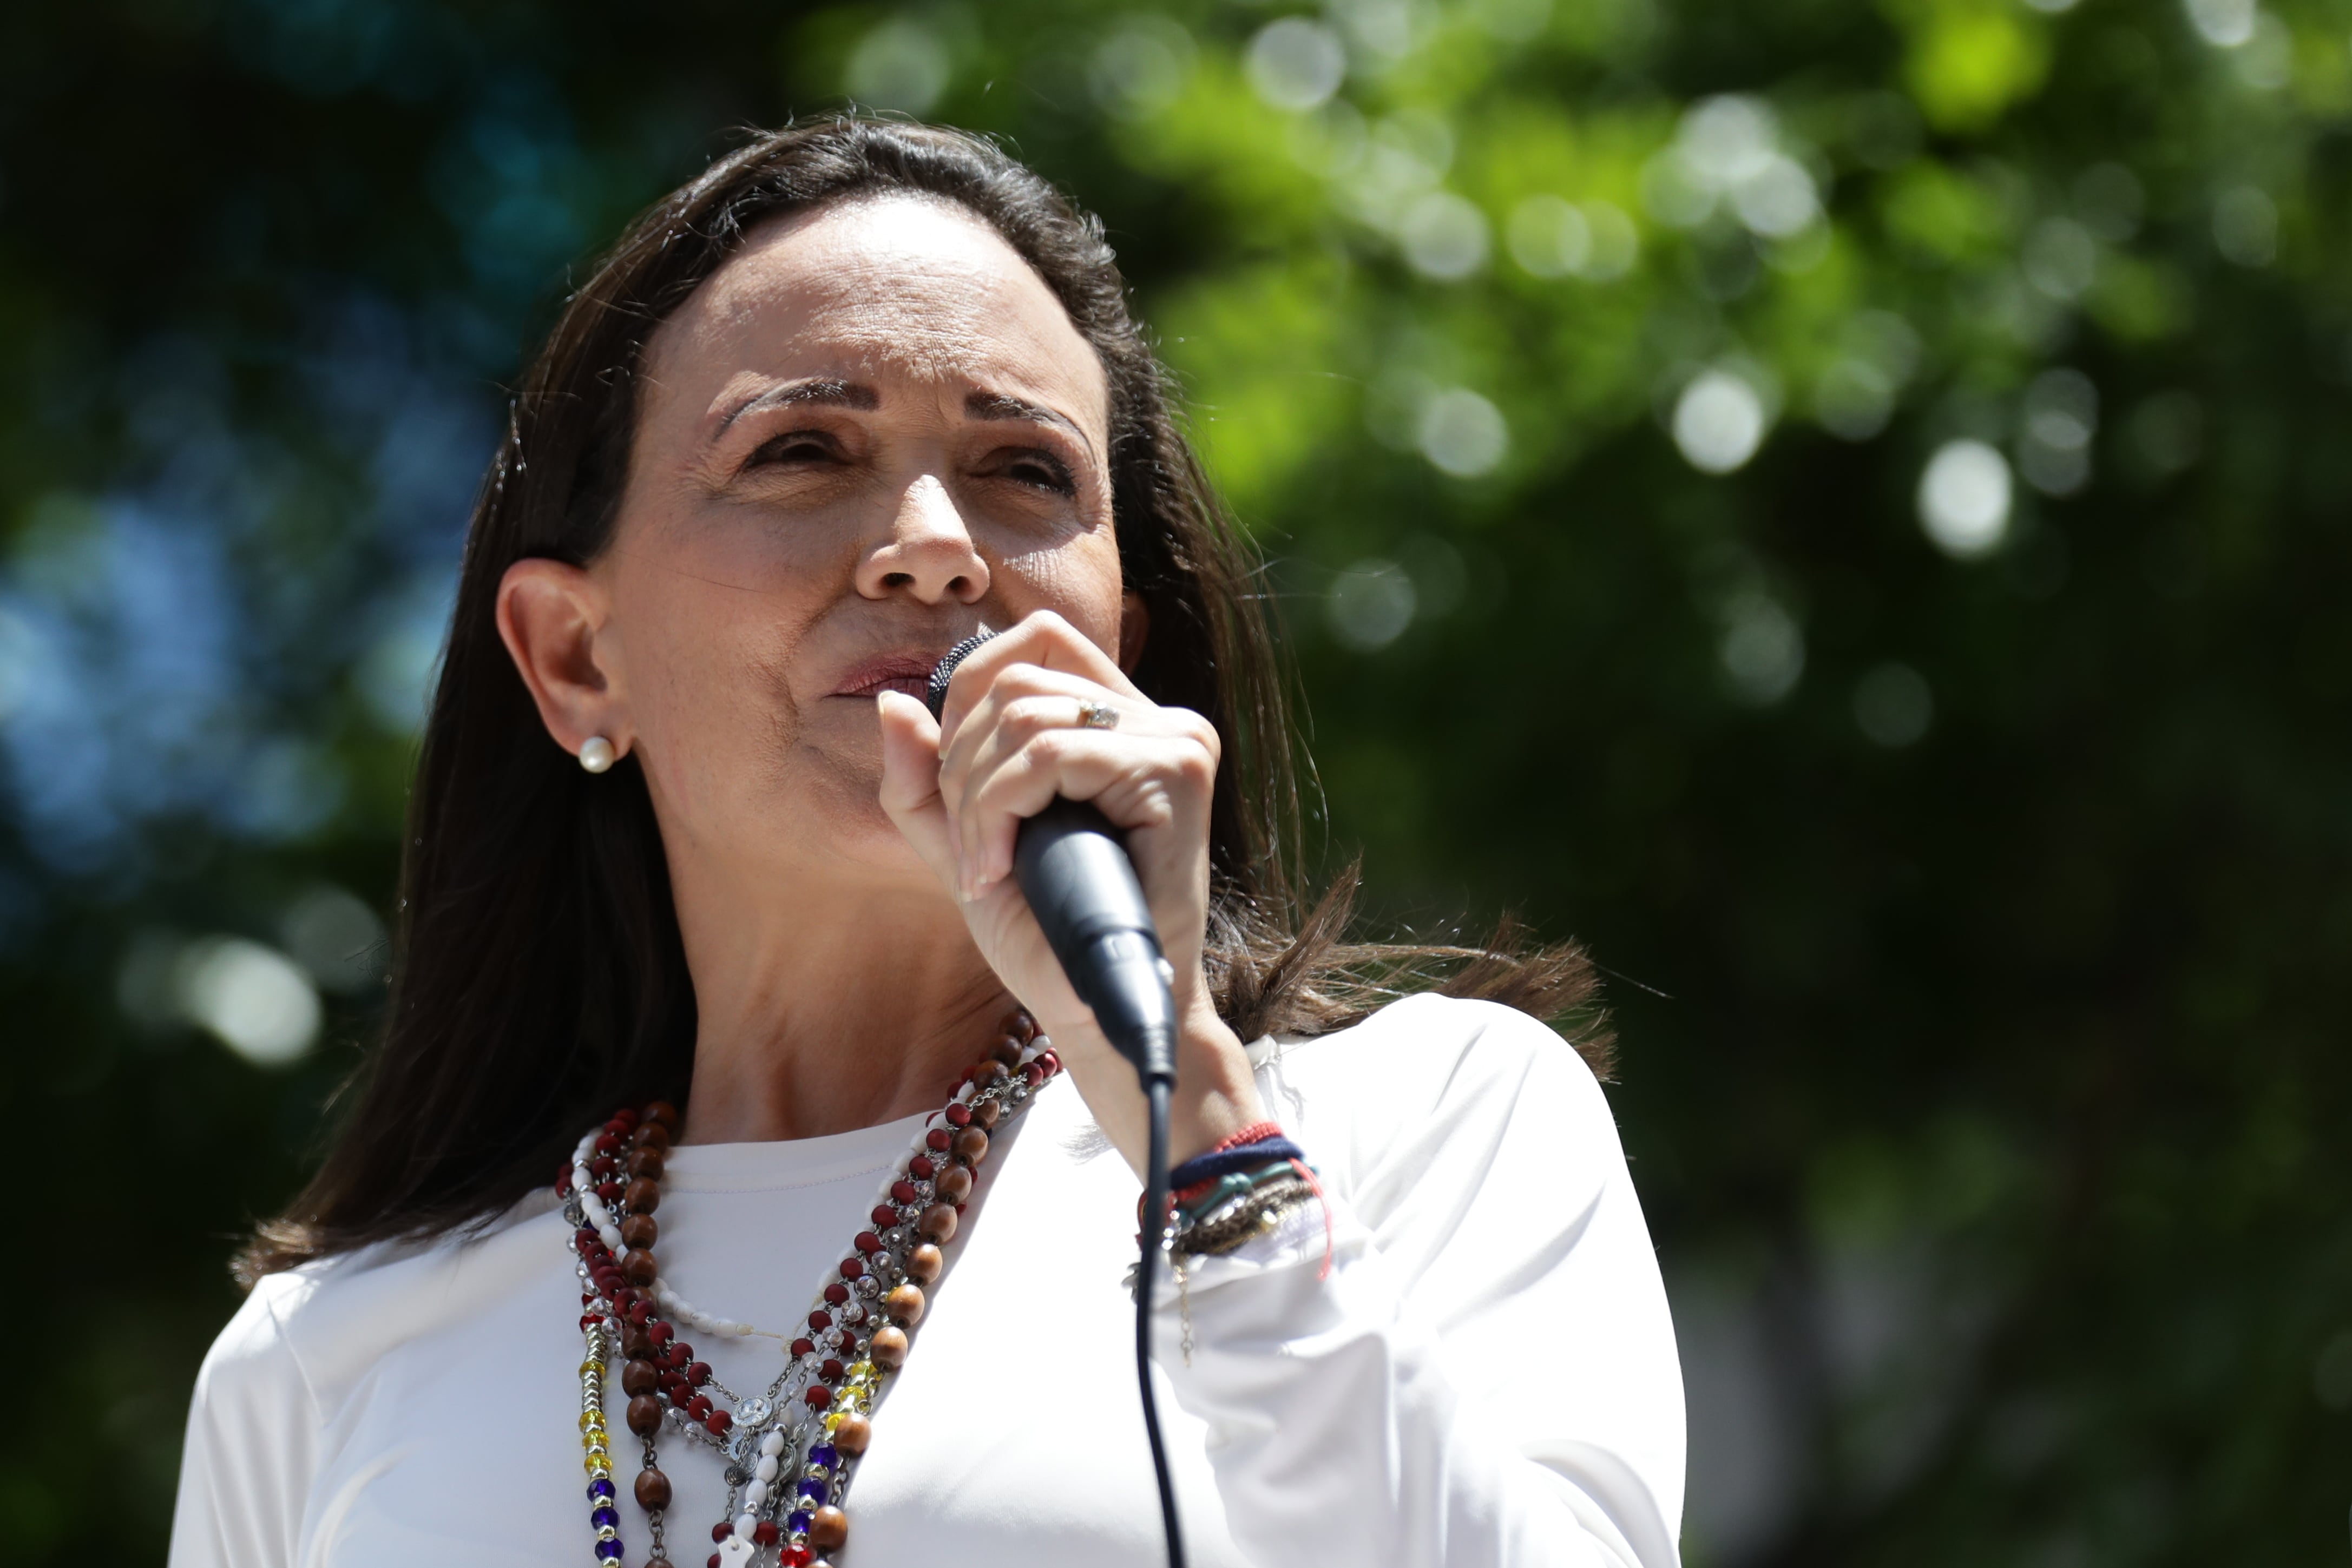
[[646, 193, 1108, 426]]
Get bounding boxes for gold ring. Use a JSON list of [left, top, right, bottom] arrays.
[[1077, 700, 1120, 730]]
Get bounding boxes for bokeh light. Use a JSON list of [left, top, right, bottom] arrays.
[[1852, 663, 1934, 748], [1245, 17, 1345, 111], [1416, 388, 1509, 477], [1089, 18, 1196, 121], [1673, 370, 1771, 474], [1718, 591, 1805, 706], [1398, 191, 1490, 280], [2018, 368, 2098, 497], [280, 885, 388, 996], [845, 20, 951, 115], [2213, 186, 2279, 268], [2185, 0, 2258, 48], [1917, 440, 2013, 559], [1507, 195, 1591, 278], [1645, 95, 1823, 242], [1326, 559, 1418, 651], [174, 938, 320, 1068]]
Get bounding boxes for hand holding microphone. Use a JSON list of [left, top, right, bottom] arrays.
[[872, 610, 1266, 1171], [925, 628, 1177, 1084]]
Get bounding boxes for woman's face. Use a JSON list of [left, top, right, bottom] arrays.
[[540, 194, 1128, 892]]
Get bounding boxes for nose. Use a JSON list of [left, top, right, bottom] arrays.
[[855, 473, 990, 605]]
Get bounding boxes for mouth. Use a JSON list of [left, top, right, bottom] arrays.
[[831, 651, 948, 701]]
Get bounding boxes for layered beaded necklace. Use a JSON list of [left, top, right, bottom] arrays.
[[562, 1010, 1061, 1568]]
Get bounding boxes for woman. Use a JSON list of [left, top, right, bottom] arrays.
[[169, 120, 1684, 1568]]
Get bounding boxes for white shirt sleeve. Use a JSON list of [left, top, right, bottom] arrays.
[[1160, 996, 1685, 1568], [169, 1271, 320, 1568]]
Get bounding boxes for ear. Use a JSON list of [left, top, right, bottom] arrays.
[[1118, 588, 1151, 674], [496, 557, 629, 765]]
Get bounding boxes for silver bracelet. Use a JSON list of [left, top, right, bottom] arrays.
[[1167, 1171, 1320, 1260]]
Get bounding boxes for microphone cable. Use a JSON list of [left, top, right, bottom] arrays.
[[925, 635, 1187, 1568], [1135, 1074, 1187, 1568]]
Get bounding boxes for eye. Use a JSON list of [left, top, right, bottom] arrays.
[[995, 447, 1076, 496], [744, 430, 840, 470]]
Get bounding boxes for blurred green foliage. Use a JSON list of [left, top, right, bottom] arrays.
[[4, 0, 2349, 1563]]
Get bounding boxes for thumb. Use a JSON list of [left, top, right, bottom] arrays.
[[875, 689, 958, 880]]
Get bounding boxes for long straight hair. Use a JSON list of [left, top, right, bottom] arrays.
[[243, 119, 1608, 1283]]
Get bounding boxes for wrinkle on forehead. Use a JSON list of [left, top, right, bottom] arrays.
[[646, 193, 1108, 432]]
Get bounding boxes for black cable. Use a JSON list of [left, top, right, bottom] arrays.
[[1136, 1075, 1188, 1568], [924, 633, 1187, 1564]]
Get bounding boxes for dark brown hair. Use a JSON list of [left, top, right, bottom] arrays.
[[242, 118, 1607, 1282]]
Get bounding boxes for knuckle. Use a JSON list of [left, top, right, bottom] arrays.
[[1172, 714, 1220, 765], [1023, 731, 1072, 772], [1001, 695, 1055, 734], [1001, 665, 1058, 700], [1166, 706, 1216, 743]]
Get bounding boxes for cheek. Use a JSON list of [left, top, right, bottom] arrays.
[[610, 552, 809, 770], [1021, 529, 1126, 646]]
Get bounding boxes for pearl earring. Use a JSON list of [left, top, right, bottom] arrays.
[[578, 736, 617, 774]]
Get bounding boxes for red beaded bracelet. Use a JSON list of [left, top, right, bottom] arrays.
[[1205, 1121, 1286, 1156]]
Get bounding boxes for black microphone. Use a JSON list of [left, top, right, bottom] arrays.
[[925, 629, 1189, 1568], [924, 633, 1179, 1087]]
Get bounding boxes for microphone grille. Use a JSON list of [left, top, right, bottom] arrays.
[[925, 631, 996, 721]]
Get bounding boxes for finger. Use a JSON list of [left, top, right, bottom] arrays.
[[939, 669, 1166, 814], [950, 693, 1213, 893], [936, 609, 1141, 750], [875, 689, 963, 891], [936, 666, 1104, 802], [960, 728, 1217, 891]]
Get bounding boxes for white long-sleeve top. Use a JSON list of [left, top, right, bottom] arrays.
[[169, 994, 1685, 1568]]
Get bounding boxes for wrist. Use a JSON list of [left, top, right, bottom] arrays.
[[1042, 992, 1267, 1179], [1165, 1002, 1266, 1167]]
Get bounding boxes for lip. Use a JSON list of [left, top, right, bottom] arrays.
[[831, 650, 951, 701]]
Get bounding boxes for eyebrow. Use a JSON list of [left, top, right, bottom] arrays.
[[713, 377, 1094, 458], [715, 378, 879, 432], [965, 390, 1095, 458]]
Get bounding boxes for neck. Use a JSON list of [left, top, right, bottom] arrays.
[[671, 857, 1009, 1146]]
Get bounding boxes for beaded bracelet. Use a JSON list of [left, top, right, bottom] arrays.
[[1168, 1124, 1323, 1261], [1135, 1121, 1332, 1285], [1168, 1169, 1321, 1260], [1174, 1160, 1303, 1228], [1169, 1139, 1308, 1204]]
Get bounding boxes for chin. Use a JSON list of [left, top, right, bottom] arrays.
[[793, 759, 926, 867]]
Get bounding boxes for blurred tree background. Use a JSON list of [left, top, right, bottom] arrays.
[[3, 0, 2348, 1562]]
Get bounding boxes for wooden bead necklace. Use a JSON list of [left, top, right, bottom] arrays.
[[563, 1010, 1061, 1568]]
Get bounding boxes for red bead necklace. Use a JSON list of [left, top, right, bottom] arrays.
[[563, 1011, 1061, 1568]]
